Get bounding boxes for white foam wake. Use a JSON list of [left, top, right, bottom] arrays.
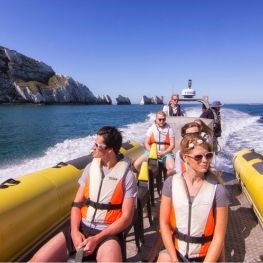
[[0, 108, 262, 183]]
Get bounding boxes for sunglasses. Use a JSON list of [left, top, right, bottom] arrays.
[[94, 142, 107, 150], [186, 152, 214, 161], [185, 132, 200, 136], [158, 118, 166, 122]]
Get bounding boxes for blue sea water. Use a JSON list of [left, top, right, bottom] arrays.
[[0, 103, 263, 183]]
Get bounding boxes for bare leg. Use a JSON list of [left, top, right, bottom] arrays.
[[133, 154, 147, 172], [165, 157, 175, 176], [157, 250, 173, 262], [96, 239, 122, 262], [28, 232, 69, 262]]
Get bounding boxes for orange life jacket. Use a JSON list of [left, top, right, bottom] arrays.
[[170, 174, 217, 259], [148, 124, 171, 151], [81, 157, 130, 226]]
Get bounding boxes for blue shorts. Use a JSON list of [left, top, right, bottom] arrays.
[[144, 150, 174, 163]]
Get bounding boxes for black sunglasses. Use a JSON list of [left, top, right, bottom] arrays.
[[186, 152, 214, 161]]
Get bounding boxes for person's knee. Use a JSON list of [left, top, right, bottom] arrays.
[[157, 251, 171, 262], [165, 158, 175, 171], [134, 155, 147, 171], [96, 239, 122, 262]]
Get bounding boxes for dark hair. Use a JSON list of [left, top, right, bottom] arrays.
[[97, 126, 122, 154]]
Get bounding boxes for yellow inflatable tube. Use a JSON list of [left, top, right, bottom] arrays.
[[233, 148, 263, 227], [0, 140, 143, 262]]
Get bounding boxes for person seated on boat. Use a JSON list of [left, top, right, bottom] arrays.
[[170, 121, 201, 176], [200, 100, 223, 153], [157, 134, 230, 263], [170, 121, 216, 176], [29, 126, 137, 262], [163, 93, 185, 116], [133, 110, 175, 175]]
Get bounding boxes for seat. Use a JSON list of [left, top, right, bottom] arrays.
[[137, 181, 153, 242], [148, 158, 167, 206], [123, 181, 153, 258], [157, 161, 167, 195], [122, 207, 140, 261]]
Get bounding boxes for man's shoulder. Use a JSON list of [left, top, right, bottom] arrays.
[[166, 122, 174, 129], [164, 123, 172, 129], [148, 123, 156, 131]]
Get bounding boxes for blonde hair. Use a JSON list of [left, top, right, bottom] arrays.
[[180, 134, 211, 155], [180, 134, 225, 185], [156, 110, 167, 118], [170, 93, 179, 100]]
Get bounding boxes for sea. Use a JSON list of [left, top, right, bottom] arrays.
[[0, 103, 263, 183]]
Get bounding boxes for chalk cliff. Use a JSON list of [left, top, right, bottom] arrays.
[[0, 45, 111, 104]]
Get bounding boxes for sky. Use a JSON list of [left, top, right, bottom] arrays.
[[1, 0, 263, 104]]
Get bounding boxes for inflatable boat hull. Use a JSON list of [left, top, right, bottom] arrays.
[[233, 148, 263, 227], [0, 141, 143, 262]]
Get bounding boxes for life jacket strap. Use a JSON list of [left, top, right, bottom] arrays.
[[72, 202, 84, 208], [173, 227, 213, 244], [155, 142, 170, 145], [85, 198, 122, 210]]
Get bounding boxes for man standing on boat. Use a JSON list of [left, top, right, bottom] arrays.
[[200, 100, 223, 153], [163, 93, 185, 116], [29, 126, 137, 262]]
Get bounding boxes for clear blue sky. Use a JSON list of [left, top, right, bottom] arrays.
[[1, 0, 263, 103]]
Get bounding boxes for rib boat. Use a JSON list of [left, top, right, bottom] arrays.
[[1, 84, 263, 262]]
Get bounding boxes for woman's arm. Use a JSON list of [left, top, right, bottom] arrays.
[[204, 206, 228, 262], [159, 194, 179, 262]]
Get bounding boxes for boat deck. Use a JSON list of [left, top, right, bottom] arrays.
[[125, 174, 263, 262]]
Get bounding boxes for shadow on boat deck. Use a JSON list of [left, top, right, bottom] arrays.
[[126, 194, 162, 262], [225, 182, 263, 263]]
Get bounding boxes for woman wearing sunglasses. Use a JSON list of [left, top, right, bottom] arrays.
[[157, 134, 229, 262], [170, 121, 205, 177]]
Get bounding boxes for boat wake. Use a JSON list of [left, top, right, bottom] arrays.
[[1, 107, 263, 183]]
